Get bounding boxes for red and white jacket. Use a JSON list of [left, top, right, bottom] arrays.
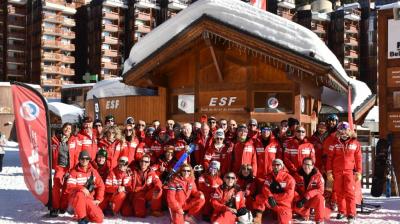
[[232, 139, 257, 176], [284, 138, 315, 175], [326, 137, 362, 173], [51, 135, 81, 171], [98, 139, 122, 170], [193, 133, 213, 166], [253, 135, 281, 179], [211, 185, 245, 215], [166, 176, 204, 213], [104, 167, 133, 194], [131, 167, 162, 195], [77, 130, 98, 161], [65, 164, 105, 202], [120, 138, 140, 165], [294, 168, 324, 200], [203, 143, 233, 175], [198, 174, 223, 200]]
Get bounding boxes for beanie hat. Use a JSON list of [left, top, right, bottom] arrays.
[[105, 114, 115, 122], [96, 148, 107, 158], [248, 118, 258, 126], [210, 160, 221, 170], [272, 159, 284, 167], [119, 156, 129, 163], [146, 127, 156, 134], [237, 124, 248, 132], [214, 128, 225, 139], [125, 116, 135, 125], [337, 121, 350, 131], [288, 118, 299, 127], [82, 116, 93, 123], [79, 150, 91, 160]]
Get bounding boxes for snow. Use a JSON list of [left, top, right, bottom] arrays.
[[48, 102, 84, 124], [364, 106, 379, 122], [377, 1, 400, 10], [86, 78, 157, 100], [122, 0, 372, 112], [62, 83, 95, 89], [1, 141, 400, 223]]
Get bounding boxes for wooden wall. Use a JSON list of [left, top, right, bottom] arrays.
[[378, 9, 400, 194], [0, 86, 15, 139]]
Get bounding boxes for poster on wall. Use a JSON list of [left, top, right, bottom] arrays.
[[388, 19, 400, 59]]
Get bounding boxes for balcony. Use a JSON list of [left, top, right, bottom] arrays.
[[59, 43, 75, 51], [62, 80, 74, 85], [345, 49, 359, 59], [344, 9, 361, 21], [345, 36, 358, 46], [277, 9, 293, 21], [43, 13, 63, 24], [311, 23, 326, 34], [42, 40, 59, 49], [63, 55, 75, 64], [41, 79, 62, 86], [8, 6, 26, 15], [101, 61, 118, 70], [42, 26, 59, 36], [58, 67, 74, 76], [103, 11, 119, 20], [7, 44, 25, 52], [103, 36, 118, 45], [168, 0, 191, 10], [8, 31, 25, 40], [102, 49, 118, 57], [135, 0, 160, 9], [60, 30, 75, 39], [42, 52, 62, 61], [7, 69, 26, 77], [344, 62, 359, 72], [42, 65, 74, 76], [135, 11, 151, 21], [7, 18, 25, 27], [62, 18, 75, 27], [277, 0, 296, 9], [6, 56, 25, 64], [42, 91, 61, 99], [103, 24, 119, 32], [345, 22, 358, 34], [135, 24, 151, 33]]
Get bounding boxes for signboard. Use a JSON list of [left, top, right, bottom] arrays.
[[388, 112, 400, 132], [387, 67, 400, 87], [388, 19, 400, 59], [199, 90, 246, 113]]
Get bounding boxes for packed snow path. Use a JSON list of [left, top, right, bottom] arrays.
[[0, 144, 399, 223]]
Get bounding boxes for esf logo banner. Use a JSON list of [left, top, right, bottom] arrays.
[[20, 101, 40, 121]]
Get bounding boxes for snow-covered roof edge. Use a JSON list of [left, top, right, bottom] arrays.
[[377, 1, 400, 10]]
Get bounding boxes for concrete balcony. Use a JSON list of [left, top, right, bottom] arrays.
[[345, 36, 358, 46], [103, 36, 118, 45], [168, 0, 191, 10], [103, 24, 119, 32], [42, 26, 59, 36], [43, 13, 63, 24], [135, 11, 151, 21], [101, 61, 118, 70], [42, 52, 62, 61], [62, 80, 74, 85], [63, 55, 75, 64], [344, 62, 358, 72], [62, 18, 75, 27], [102, 49, 118, 57], [42, 65, 74, 76], [345, 49, 359, 59], [6, 56, 25, 64], [60, 30, 75, 39], [135, 24, 151, 33], [42, 40, 60, 49], [41, 79, 62, 86], [59, 43, 75, 51], [277, 0, 296, 9], [58, 67, 74, 76], [42, 91, 61, 99], [7, 31, 25, 40], [103, 11, 119, 20], [345, 22, 358, 34], [135, 0, 160, 9], [7, 44, 25, 52]]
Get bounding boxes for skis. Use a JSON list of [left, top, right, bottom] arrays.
[[163, 143, 196, 184], [386, 134, 399, 197], [371, 138, 389, 197]]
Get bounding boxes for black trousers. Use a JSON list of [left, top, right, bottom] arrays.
[[0, 154, 4, 172]]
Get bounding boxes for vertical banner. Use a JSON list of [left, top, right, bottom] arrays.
[[348, 83, 354, 130], [11, 83, 51, 207], [93, 95, 100, 120], [250, 0, 267, 10]]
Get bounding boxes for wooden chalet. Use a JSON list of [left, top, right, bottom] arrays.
[[122, 0, 364, 133]]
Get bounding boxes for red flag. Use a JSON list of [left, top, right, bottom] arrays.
[[250, 0, 267, 10], [348, 83, 354, 130], [11, 83, 51, 206]]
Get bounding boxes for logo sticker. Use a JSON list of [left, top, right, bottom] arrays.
[[20, 101, 39, 121]]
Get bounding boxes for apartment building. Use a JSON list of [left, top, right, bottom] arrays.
[[0, 0, 30, 82], [30, 0, 77, 101]]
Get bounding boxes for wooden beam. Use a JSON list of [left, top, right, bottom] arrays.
[[204, 37, 223, 82]]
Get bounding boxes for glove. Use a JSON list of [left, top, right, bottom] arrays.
[[296, 197, 308, 208], [268, 197, 277, 208], [354, 172, 362, 182], [269, 181, 284, 194], [326, 170, 334, 182]]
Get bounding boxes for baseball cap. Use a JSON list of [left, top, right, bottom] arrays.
[[125, 116, 135, 125], [248, 118, 258, 126], [82, 116, 93, 123], [214, 128, 225, 138], [79, 150, 91, 160]]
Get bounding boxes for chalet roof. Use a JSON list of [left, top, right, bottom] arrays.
[[122, 0, 372, 112]]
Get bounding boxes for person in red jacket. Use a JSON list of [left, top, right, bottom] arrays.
[[208, 116, 218, 134], [135, 127, 155, 163], [65, 150, 105, 224], [77, 116, 98, 161], [225, 119, 237, 145], [309, 122, 329, 173], [247, 118, 259, 139], [98, 125, 122, 170], [166, 164, 205, 224], [283, 126, 315, 176], [232, 125, 257, 176], [50, 122, 81, 217], [130, 154, 163, 217], [254, 126, 281, 180], [253, 159, 295, 224], [120, 122, 139, 165], [193, 123, 213, 166], [93, 119, 103, 142], [210, 172, 246, 224], [237, 164, 257, 210], [203, 129, 233, 175], [151, 146, 176, 183], [100, 156, 132, 216], [197, 160, 223, 220], [93, 148, 110, 182], [293, 157, 326, 223], [166, 119, 176, 140], [135, 120, 147, 142], [326, 122, 362, 223], [150, 128, 174, 163], [173, 123, 196, 161]]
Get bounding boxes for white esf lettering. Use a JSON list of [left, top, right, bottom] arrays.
[[106, 100, 119, 109], [209, 97, 237, 106]]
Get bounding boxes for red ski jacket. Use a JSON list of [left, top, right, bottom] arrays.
[[98, 139, 122, 170], [131, 167, 162, 195], [198, 174, 223, 200], [104, 167, 133, 193], [211, 185, 245, 213], [326, 137, 362, 173], [283, 138, 315, 174], [309, 133, 327, 172], [193, 133, 213, 166], [294, 168, 324, 200], [51, 135, 81, 171], [203, 143, 233, 175], [232, 139, 257, 176], [120, 138, 139, 164], [254, 135, 281, 178], [77, 131, 98, 161], [166, 176, 203, 213]]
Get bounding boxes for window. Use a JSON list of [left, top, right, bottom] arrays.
[[172, 94, 194, 114], [254, 92, 293, 113]]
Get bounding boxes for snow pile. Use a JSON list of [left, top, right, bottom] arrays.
[[48, 102, 84, 124], [122, 0, 372, 111], [86, 78, 157, 100]]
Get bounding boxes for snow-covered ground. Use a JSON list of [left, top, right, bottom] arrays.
[[1, 143, 399, 224]]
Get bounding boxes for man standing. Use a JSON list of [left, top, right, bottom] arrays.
[[253, 126, 280, 180], [232, 125, 257, 177], [77, 116, 98, 161]]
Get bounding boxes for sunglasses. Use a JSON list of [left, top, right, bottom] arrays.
[[216, 138, 224, 140], [220, 123, 227, 126], [94, 124, 102, 127], [80, 157, 90, 161], [140, 160, 150, 163], [296, 130, 306, 133], [125, 129, 133, 132], [303, 163, 313, 166], [225, 176, 236, 179], [119, 161, 129, 166], [272, 163, 282, 167], [209, 121, 216, 124], [182, 170, 191, 173], [138, 124, 146, 127]]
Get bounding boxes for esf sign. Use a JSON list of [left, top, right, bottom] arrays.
[[388, 19, 400, 59], [209, 97, 237, 106], [106, 100, 119, 109]]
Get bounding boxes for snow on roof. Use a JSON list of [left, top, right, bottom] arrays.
[[377, 1, 400, 9], [48, 102, 84, 124], [122, 0, 372, 111], [62, 83, 96, 89], [364, 105, 379, 122], [337, 2, 361, 10], [0, 82, 42, 90], [86, 78, 157, 100]]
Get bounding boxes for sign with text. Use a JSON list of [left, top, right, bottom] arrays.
[[388, 112, 400, 132], [199, 91, 246, 113], [388, 19, 400, 59], [387, 67, 400, 87]]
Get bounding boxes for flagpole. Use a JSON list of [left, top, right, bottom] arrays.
[[11, 81, 53, 210], [348, 82, 354, 131]]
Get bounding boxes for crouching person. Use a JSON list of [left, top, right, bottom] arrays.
[[293, 157, 326, 224], [131, 154, 163, 217], [166, 164, 205, 224], [253, 159, 295, 224], [210, 172, 247, 224], [66, 150, 105, 224], [100, 156, 132, 215]]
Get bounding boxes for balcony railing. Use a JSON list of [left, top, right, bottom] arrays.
[[103, 11, 119, 20], [62, 18, 75, 27], [345, 49, 359, 59], [41, 79, 62, 86], [42, 91, 61, 99], [101, 61, 118, 70], [345, 36, 358, 46], [7, 18, 25, 27], [63, 55, 75, 63], [168, 0, 191, 10], [135, 24, 151, 33], [135, 11, 151, 21], [8, 31, 25, 39], [102, 49, 118, 57], [7, 44, 25, 52], [42, 40, 59, 49], [42, 26, 59, 35], [311, 23, 325, 34], [103, 36, 118, 45], [42, 52, 61, 61], [135, 0, 160, 9], [103, 24, 119, 32], [277, 9, 293, 21], [42, 65, 75, 76], [43, 13, 63, 24], [59, 42, 75, 51], [7, 56, 25, 64], [344, 62, 359, 71], [345, 22, 358, 34], [60, 30, 75, 39]]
